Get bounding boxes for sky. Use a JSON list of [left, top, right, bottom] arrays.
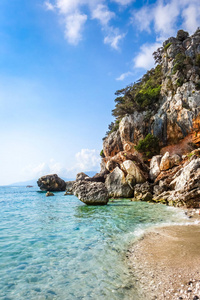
[[0, 0, 199, 185]]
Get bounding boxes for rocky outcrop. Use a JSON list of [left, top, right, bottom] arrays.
[[134, 182, 153, 202], [65, 181, 75, 195], [103, 130, 123, 157], [73, 180, 109, 205], [121, 160, 147, 183], [103, 29, 200, 161], [149, 155, 162, 181], [37, 174, 66, 191], [105, 167, 134, 198], [76, 172, 89, 181], [97, 29, 200, 208], [153, 154, 200, 207], [160, 152, 181, 171]]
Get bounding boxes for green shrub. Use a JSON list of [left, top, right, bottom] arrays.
[[195, 54, 200, 67], [112, 65, 162, 119], [172, 53, 186, 74], [103, 120, 120, 139], [100, 149, 105, 158], [176, 78, 184, 87], [134, 133, 160, 159], [164, 42, 172, 51]]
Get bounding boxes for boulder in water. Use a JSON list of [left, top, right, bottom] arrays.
[[73, 180, 109, 205], [37, 174, 66, 191]]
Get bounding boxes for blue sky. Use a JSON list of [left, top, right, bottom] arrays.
[[0, 0, 199, 185]]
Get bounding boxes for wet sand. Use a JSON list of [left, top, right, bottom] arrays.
[[128, 224, 200, 299]]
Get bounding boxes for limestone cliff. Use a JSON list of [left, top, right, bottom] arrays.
[[103, 28, 200, 163], [100, 28, 200, 207]]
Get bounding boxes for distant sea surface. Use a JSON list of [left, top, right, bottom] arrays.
[[0, 186, 188, 300]]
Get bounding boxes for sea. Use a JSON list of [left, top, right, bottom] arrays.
[[0, 186, 190, 300]]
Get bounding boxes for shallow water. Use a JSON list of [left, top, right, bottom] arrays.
[[0, 186, 188, 300]]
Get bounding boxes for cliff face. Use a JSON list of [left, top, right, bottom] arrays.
[[100, 29, 200, 207], [103, 29, 200, 161]]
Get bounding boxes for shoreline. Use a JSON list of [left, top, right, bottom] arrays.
[[127, 211, 200, 300]]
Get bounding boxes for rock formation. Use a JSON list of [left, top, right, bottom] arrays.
[[37, 174, 66, 191], [73, 180, 109, 205], [103, 28, 200, 163], [97, 28, 200, 207]]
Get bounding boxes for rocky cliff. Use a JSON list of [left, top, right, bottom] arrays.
[[103, 28, 200, 160], [37, 29, 200, 208], [100, 28, 200, 207]]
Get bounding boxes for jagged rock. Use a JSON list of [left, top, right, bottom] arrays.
[[76, 172, 90, 181], [46, 191, 54, 197], [92, 170, 109, 183], [119, 112, 146, 147], [105, 167, 134, 198], [170, 156, 200, 191], [106, 160, 120, 172], [134, 182, 153, 202], [103, 130, 123, 157], [153, 184, 167, 197], [121, 160, 146, 183], [37, 174, 66, 191], [149, 155, 162, 181], [176, 29, 189, 41], [154, 156, 200, 207], [73, 181, 109, 205], [160, 152, 181, 171], [65, 181, 75, 195], [126, 174, 136, 189], [102, 30, 200, 163]]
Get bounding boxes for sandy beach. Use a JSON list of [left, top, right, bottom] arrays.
[[127, 219, 200, 299]]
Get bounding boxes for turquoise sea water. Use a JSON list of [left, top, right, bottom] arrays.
[[0, 186, 189, 300]]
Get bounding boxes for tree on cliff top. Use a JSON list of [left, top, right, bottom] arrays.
[[112, 64, 162, 120]]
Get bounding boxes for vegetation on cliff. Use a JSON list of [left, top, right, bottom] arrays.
[[103, 64, 162, 140], [112, 64, 162, 120], [134, 134, 160, 159]]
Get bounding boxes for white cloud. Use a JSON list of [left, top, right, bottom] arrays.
[[112, 0, 135, 5], [133, 6, 153, 33], [116, 71, 133, 81], [91, 4, 115, 26], [64, 12, 87, 44], [153, 1, 179, 37], [22, 149, 101, 180], [75, 149, 101, 171], [56, 0, 81, 14], [104, 31, 125, 50], [44, 1, 55, 11], [44, 0, 125, 49], [182, 4, 200, 33], [132, 0, 200, 38], [134, 42, 162, 70]]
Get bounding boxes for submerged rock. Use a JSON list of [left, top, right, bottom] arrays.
[[37, 174, 66, 191], [73, 181, 109, 205], [46, 191, 54, 197]]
